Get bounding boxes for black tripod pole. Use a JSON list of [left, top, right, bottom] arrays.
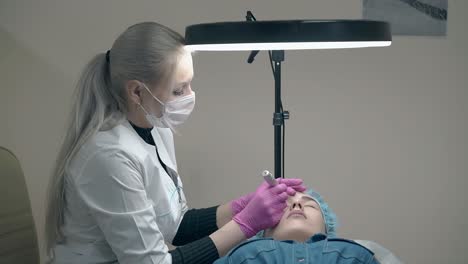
[[272, 50, 285, 178]]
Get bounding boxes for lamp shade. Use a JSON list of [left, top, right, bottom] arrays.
[[185, 20, 391, 51]]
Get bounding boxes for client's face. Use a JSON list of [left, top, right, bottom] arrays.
[[264, 192, 325, 242]]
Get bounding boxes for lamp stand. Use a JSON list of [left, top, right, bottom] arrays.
[[271, 50, 288, 179]]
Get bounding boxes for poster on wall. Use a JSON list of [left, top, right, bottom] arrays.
[[363, 0, 448, 36]]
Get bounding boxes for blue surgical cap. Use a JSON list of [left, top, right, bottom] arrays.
[[305, 188, 338, 237], [253, 187, 338, 239]]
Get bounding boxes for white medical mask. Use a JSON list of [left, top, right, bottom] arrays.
[[138, 83, 196, 131]]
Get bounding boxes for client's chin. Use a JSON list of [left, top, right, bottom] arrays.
[[265, 224, 314, 243]]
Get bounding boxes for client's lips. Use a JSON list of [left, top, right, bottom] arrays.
[[287, 210, 306, 219]]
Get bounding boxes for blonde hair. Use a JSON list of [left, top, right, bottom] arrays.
[[45, 22, 185, 259]]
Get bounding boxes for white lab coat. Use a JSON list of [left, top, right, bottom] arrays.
[[52, 120, 188, 264]]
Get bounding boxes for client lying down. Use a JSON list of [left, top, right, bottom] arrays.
[[215, 188, 392, 264]]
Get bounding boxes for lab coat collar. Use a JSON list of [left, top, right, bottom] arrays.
[[122, 120, 178, 174]]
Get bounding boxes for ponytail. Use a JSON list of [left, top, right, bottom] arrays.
[[45, 53, 124, 257]]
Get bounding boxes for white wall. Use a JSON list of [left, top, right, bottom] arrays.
[[1, 0, 467, 263]]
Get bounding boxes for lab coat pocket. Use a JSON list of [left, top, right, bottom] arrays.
[[154, 194, 176, 218], [153, 168, 183, 241], [55, 240, 115, 263], [154, 173, 180, 217], [86, 240, 116, 260]]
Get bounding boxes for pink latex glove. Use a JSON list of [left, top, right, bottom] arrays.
[[231, 192, 256, 216], [277, 178, 307, 194], [233, 181, 300, 238], [230, 178, 307, 216]]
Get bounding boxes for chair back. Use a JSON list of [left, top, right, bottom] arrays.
[[0, 147, 39, 263]]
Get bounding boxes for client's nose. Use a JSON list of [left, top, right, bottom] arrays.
[[291, 202, 303, 210]]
